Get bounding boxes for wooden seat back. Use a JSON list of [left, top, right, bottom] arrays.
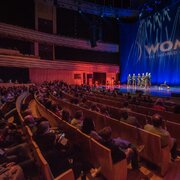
[[106, 118, 139, 144], [91, 138, 127, 180], [54, 169, 74, 180], [48, 94, 171, 176], [138, 129, 170, 176], [33, 147, 54, 180], [166, 121, 180, 148], [35, 97, 60, 127], [50, 94, 106, 131]]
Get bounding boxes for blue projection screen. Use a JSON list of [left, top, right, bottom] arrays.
[[120, 4, 180, 86]]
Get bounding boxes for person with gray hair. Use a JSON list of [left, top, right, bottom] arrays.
[[144, 114, 177, 160]]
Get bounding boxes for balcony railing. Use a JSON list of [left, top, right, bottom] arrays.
[[0, 54, 119, 73], [0, 23, 119, 53]]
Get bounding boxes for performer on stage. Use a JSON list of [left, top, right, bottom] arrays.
[[137, 73, 141, 86], [141, 73, 145, 87], [148, 73, 151, 86], [127, 74, 131, 86], [145, 72, 149, 89], [132, 73, 136, 86]]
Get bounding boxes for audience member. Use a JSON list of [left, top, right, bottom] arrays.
[[120, 110, 141, 127], [62, 110, 71, 123], [144, 114, 177, 160], [71, 111, 83, 129], [152, 98, 166, 111], [81, 117, 102, 142], [99, 126, 139, 169], [120, 101, 131, 112]]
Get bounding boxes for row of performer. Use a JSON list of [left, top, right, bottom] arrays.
[[127, 72, 151, 87]]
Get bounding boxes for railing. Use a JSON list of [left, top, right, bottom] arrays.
[[0, 54, 119, 73], [0, 23, 119, 53]]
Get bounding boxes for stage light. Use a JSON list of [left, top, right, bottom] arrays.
[[101, 14, 104, 18], [116, 17, 119, 20]]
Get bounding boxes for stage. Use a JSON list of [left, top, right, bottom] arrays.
[[98, 85, 180, 98]]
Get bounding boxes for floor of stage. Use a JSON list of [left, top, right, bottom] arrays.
[[98, 85, 180, 98]]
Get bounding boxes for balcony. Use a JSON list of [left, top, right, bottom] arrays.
[[0, 23, 119, 53]]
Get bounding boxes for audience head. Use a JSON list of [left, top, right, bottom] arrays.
[[71, 98, 79, 105], [24, 115, 35, 126], [51, 103, 58, 112], [154, 98, 164, 106], [99, 126, 112, 141], [100, 105, 108, 115], [22, 109, 32, 117], [21, 103, 29, 112], [90, 103, 99, 112], [81, 98, 87, 104], [37, 121, 50, 135], [82, 117, 95, 134], [152, 114, 163, 127], [74, 110, 83, 120], [62, 110, 71, 122], [123, 101, 129, 107], [121, 110, 128, 120]]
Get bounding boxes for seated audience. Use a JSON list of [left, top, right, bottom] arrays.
[[34, 121, 57, 152], [81, 117, 102, 142], [90, 104, 100, 113], [120, 110, 141, 127], [0, 163, 25, 180], [152, 98, 166, 111], [100, 105, 110, 117], [34, 121, 71, 177], [62, 110, 71, 123], [0, 123, 22, 148], [99, 127, 139, 169], [144, 114, 177, 160], [71, 111, 84, 129], [50, 103, 62, 117], [120, 101, 131, 112]]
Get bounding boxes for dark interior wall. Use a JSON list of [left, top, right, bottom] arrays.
[[0, 67, 29, 83], [56, 7, 119, 43], [93, 72, 106, 85], [0, 0, 35, 29], [39, 44, 53, 60], [0, 37, 34, 55], [55, 46, 119, 64], [57, 8, 90, 39], [38, 18, 53, 34]]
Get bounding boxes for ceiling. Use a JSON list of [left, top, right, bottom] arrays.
[[83, 0, 150, 9]]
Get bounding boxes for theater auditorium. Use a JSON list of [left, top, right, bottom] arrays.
[[0, 0, 180, 179]]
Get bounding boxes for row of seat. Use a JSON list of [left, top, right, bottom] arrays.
[[59, 91, 180, 149], [86, 95, 180, 149], [49, 93, 171, 176], [15, 93, 75, 180], [35, 94, 127, 180], [87, 94, 180, 124]]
